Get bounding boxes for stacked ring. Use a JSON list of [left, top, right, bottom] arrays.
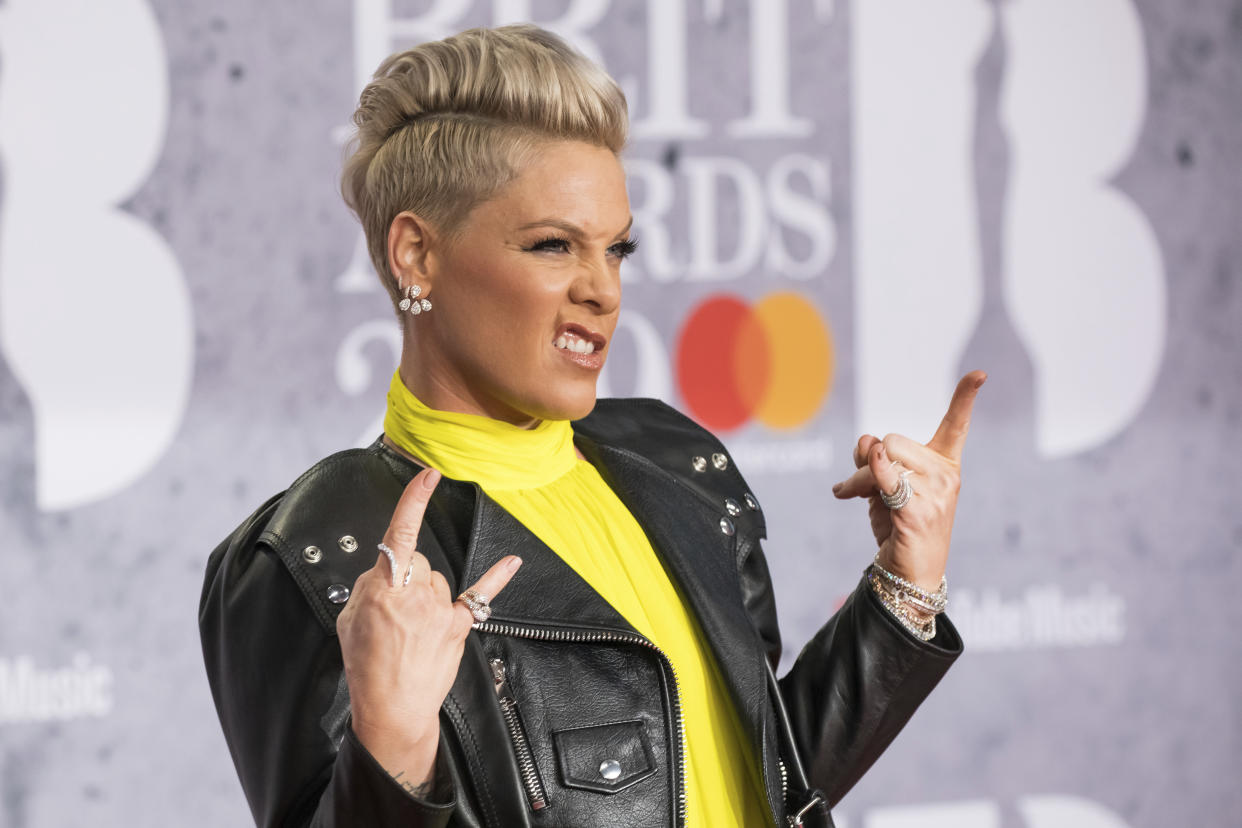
[[880, 469, 914, 510], [457, 588, 492, 624]]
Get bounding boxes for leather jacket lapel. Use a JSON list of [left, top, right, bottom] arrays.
[[377, 442, 637, 634], [459, 487, 639, 634], [574, 436, 770, 748]]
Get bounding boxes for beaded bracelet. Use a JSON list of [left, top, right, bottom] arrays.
[[866, 569, 937, 640], [868, 557, 948, 614], [865, 560, 947, 642]]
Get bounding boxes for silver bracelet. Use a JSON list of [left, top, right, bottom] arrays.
[[867, 557, 948, 614], [865, 561, 948, 642], [866, 569, 938, 641]]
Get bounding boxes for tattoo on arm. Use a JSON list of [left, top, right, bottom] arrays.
[[391, 770, 435, 799]]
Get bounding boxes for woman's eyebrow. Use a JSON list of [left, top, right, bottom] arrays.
[[516, 216, 634, 240]]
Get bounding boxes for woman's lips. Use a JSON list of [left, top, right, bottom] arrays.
[[553, 323, 606, 350], [553, 344, 605, 370], [552, 326, 606, 369]]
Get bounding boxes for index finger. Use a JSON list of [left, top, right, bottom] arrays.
[[926, 370, 987, 461], [377, 467, 442, 585], [455, 555, 523, 627], [469, 556, 524, 604]]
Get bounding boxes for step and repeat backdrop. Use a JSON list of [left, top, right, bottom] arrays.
[[1, 1, 1238, 826]]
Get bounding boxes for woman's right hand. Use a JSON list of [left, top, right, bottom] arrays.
[[336, 467, 522, 795]]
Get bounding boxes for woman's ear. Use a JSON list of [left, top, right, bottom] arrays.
[[387, 211, 438, 289]]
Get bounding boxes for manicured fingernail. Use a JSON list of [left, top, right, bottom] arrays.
[[506, 556, 523, 573], [975, 375, 986, 388], [832, 483, 843, 495], [422, 468, 441, 489], [877, 444, 887, 459]]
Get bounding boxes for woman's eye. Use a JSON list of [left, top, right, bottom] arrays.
[[524, 235, 639, 259], [527, 237, 571, 253], [609, 236, 640, 260]]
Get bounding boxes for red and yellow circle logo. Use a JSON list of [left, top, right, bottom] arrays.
[[675, 292, 835, 432]]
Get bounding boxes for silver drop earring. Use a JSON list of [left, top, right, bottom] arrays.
[[398, 284, 432, 316]]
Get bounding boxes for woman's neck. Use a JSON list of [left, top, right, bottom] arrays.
[[383, 370, 585, 489], [398, 364, 541, 430]]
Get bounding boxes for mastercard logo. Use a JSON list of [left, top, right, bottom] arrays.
[[675, 292, 835, 432]]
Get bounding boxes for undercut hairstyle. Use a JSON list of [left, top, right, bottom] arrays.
[[340, 24, 629, 304]]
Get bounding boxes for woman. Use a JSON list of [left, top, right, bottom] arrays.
[[200, 24, 982, 828]]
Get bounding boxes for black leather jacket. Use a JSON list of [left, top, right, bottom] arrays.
[[199, 398, 962, 827]]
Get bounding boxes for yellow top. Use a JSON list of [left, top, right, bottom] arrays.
[[383, 371, 770, 827]]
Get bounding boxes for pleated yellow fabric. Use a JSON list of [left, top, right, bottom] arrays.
[[383, 370, 770, 827]]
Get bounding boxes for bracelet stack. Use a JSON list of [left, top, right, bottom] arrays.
[[865, 558, 948, 642]]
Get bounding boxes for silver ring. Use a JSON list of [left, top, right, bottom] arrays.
[[880, 473, 914, 510], [457, 588, 492, 623], [377, 542, 401, 586]]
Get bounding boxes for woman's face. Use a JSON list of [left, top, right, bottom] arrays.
[[402, 139, 633, 426]]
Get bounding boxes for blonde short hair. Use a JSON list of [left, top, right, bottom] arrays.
[[340, 24, 629, 303]]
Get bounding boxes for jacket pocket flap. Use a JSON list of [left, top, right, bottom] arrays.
[[552, 720, 656, 794]]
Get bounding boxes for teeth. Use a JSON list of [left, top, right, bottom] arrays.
[[554, 333, 597, 355]]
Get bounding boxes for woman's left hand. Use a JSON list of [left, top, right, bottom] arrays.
[[831, 370, 986, 592]]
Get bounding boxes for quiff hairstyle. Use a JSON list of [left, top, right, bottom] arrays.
[[340, 24, 629, 304]]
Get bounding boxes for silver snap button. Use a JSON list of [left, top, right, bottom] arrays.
[[743, 492, 759, 511], [302, 545, 322, 564], [711, 452, 729, 471], [338, 535, 358, 553], [719, 517, 735, 536], [724, 497, 741, 517], [326, 584, 350, 604], [599, 759, 622, 781], [691, 455, 707, 473]]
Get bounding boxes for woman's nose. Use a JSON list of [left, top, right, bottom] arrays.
[[569, 258, 621, 314]]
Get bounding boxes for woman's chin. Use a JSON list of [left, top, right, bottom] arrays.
[[553, 396, 599, 422], [529, 386, 600, 422]]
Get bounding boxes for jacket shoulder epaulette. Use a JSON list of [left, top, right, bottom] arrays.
[[576, 398, 767, 539], [255, 447, 408, 635]]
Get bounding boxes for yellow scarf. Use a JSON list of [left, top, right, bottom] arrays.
[[383, 370, 770, 827]]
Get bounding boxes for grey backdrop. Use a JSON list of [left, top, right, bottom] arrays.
[[1, 1, 1239, 826]]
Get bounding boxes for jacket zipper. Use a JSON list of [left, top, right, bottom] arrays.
[[489, 658, 550, 811], [779, 757, 788, 810], [475, 620, 688, 827]]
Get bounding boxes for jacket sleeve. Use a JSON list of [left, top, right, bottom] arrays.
[[736, 534, 962, 807], [198, 496, 457, 827]]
